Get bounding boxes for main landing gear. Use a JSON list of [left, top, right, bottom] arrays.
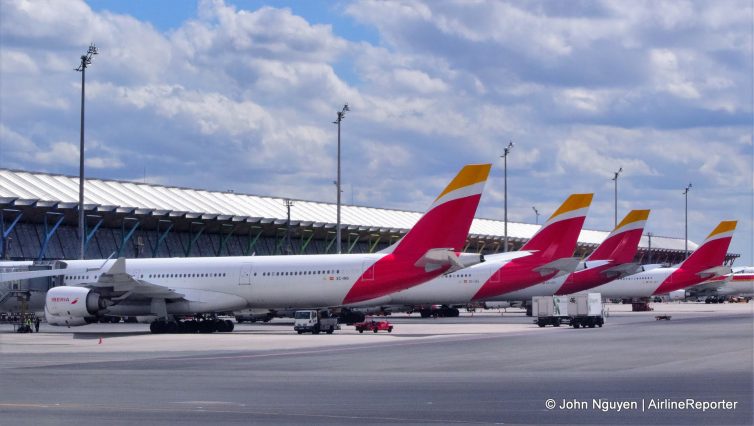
[[149, 316, 234, 334]]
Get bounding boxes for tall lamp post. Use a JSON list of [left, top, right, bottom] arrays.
[[611, 167, 622, 228], [501, 141, 514, 252], [683, 183, 692, 258], [532, 206, 540, 225], [75, 43, 98, 260], [284, 199, 294, 255], [333, 104, 349, 254]]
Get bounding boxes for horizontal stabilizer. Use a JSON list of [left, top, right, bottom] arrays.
[[483, 251, 535, 263], [533, 257, 580, 277], [414, 248, 483, 273], [601, 263, 640, 278], [696, 265, 733, 279]]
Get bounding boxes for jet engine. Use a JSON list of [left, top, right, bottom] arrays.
[[45, 286, 107, 326]]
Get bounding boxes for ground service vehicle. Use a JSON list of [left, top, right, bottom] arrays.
[[567, 293, 604, 328], [532, 296, 567, 327], [294, 310, 340, 334], [354, 318, 394, 333]]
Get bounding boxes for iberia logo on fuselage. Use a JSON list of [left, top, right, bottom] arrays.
[[71, 298, 79, 305]]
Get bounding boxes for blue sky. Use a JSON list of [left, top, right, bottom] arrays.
[[0, 0, 752, 263]]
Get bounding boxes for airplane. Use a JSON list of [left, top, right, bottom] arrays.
[[581, 221, 737, 299], [354, 193, 594, 316], [685, 266, 754, 301], [0, 164, 492, 333], [492, 209, 650, 301]]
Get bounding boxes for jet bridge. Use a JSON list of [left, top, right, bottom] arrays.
[[0, 261, 59, 314]]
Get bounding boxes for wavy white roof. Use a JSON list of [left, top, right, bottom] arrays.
[[0, 169, 697, 251]]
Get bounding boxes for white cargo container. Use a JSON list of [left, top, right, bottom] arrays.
[[532, 296, 568, 327], [567, 293, 604, 328]]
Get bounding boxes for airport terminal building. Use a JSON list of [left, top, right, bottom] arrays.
[[0, 168, 739, 265]]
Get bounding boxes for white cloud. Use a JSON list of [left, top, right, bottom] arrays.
[[0, 0, 751, 262], [34, 142, 79, 166]]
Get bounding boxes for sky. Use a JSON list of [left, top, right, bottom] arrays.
[[0, 0, 752, 263]]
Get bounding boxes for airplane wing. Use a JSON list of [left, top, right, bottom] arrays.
[[82, 257, 184, 300]]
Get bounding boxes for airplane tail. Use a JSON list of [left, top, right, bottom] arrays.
[[586, 209, 650, 262], [677, 221, 736, 272], [379, 164, 491, 257], [519, 193, 593, 260]]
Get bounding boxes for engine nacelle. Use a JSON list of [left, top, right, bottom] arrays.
[[45, 286, 105, 326]]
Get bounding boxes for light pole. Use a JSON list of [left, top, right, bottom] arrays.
[[75, 43, 98, 260], [284, 199, 294, 255], [501, 141, 514, 252], [333, 104, 349, 254], [683, 183, 692, 258], [532, 206, 540, 225], [611, 167, 622, 228]]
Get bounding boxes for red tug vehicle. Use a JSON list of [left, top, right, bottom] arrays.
[[354, 318, 394, 333]]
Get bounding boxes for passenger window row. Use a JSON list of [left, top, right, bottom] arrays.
[[148, 273, 227, 279], [260, 270, 340, 277]]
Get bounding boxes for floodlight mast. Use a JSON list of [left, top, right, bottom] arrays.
[[532, 206, 540, 225], [284, 199, 294, 255], [683, 183, 692, 258], [75, 43, 98, 260], [333, 104, 349, 254], [611, 167, 623, 228], [501, 141, 514, 252]]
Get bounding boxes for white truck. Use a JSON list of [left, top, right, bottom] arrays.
[[532, 295, 568, 327], [293, 310, 340, 334], [567, 293, 604, 328]]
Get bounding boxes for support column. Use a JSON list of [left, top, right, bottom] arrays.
[[38, 212, 65, 260], [117, 217, 140, 258], [368, 234, 381, 253], [184, 222, 205, 257], [217, 224, 235, 256], [152, 220, 173, 258], [347, 232, 360, 253], [244, 226, 263, 256], [299, 230, 315, 254], [0, 209, 22, 260], [84, 214, 104, 258]]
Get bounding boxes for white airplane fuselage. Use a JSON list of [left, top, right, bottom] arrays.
[[56, 254, 424, 314], [585, 267, 676, 298]]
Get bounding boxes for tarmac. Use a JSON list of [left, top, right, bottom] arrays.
[[1, 302, 752, 425]]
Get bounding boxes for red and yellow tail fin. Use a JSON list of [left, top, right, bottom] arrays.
[[679, 221, 737, 271], [587, 209, 650, 262], [520, 194, 593, 259], [381, 164, 491, 256]]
